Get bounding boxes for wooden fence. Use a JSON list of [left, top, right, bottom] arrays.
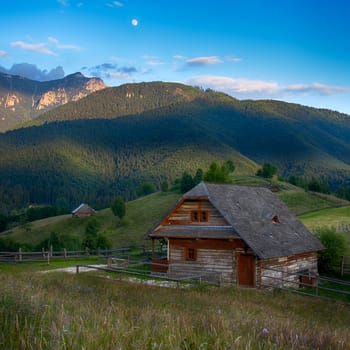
[[0, 247, 138, 263], [261, 266, 350, 303], [341, 256, 350, 276]]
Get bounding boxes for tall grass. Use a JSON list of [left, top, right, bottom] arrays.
[[0, 269, 349, 349]]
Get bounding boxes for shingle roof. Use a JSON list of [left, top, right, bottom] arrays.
[[150, 225, 239, 239], [72, 203, 95, 214], [151, 182, 323, 259]]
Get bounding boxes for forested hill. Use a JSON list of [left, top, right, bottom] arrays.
[[23, 81, 206, 125], [1, 81, 350, 213]]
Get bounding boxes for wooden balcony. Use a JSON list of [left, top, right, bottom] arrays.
[[152, 257, 169, 273]]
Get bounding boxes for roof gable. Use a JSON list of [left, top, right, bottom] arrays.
[[196, 183, 323, 258]]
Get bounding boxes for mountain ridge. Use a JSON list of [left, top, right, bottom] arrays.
[[0, 72, 106, 131], [1, 80, 350, 212]]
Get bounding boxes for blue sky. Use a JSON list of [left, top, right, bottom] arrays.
[[1, 0, 350, 114]]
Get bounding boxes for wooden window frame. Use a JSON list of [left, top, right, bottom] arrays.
[[185, 247, 197, 261], [191, 210, 209, 223]]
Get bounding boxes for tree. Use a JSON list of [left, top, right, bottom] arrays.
[[137, 182, 155, 197], [315, 227, 348, 274], [256, 162, 277, 179], [0, 213, 8, 233], [161, 180, 169, 192], [96, 234, 112, 249], [83, 217, 101, 250], [193, 168, 203, 185], [180, 171, 195, 193], [111, 196, 126, 220], [204, 160, 234, 183]]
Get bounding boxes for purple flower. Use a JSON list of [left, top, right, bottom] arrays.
[[262, 328, 269, 335]]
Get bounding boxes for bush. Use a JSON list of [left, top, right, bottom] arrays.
[[315, 227, 348, 274], [256, 162, 277, 179]]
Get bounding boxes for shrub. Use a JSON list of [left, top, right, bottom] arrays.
[[315, 227, 348, 274]]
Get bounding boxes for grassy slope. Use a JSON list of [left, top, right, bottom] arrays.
[[3, 191, 181, 247], [3, 177, 350, 248], [299, 206, 350, 234], [0, 270, 349, 349]]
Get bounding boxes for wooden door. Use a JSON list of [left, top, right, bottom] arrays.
[[238, 253, 256, 287]]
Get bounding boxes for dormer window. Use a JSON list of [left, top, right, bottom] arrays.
[[191, 210, 209, 222], [272, 215, 280, 223]]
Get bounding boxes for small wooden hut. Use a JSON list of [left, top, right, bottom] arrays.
[[148, 182, 323, 288], [71, 203, 96, 218]]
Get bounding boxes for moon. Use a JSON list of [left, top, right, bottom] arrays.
[[131, 19, 138, 26]]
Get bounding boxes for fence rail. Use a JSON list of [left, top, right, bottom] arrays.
[[76, 258, 222, 286], [261, 266, 350, 303], [341, 256, 350, 277], [0, 247, 136, 263]]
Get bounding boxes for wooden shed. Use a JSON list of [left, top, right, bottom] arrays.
[[71, 203, 96, 218], [148, 182, 323, 288]]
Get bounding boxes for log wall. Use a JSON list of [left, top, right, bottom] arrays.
[[168, 238, 244, 283], [257, 252, 318, 288], [164, 199, 229, 226]]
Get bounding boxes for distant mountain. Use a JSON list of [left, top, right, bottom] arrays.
[[0, 72, 106, 132], [1, 81, 350, 213]]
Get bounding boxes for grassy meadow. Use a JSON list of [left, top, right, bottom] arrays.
[[2, 179, 350, 250], [1, 182, 350, 349], [2, 191, 181, 248], [0, 266, 349, 350]]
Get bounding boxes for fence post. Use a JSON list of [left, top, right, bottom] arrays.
[[64, 248, 67, 259], [19, 247, 22, 262], [341, 256, 344, 277], [85, 247, 89, 256], [50, 245, 53, 258], [47, 250, 50, 265], [42, 247, 45, 258]]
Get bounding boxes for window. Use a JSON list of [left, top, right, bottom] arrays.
[[272, 215, 280, 223], [185, 247, 197, 261], [201, 211, 208, 222], [191, 211, 199, 222], [191, 210, 209, 222]]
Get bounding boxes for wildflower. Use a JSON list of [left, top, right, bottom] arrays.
[[262, 328, 269, 335]]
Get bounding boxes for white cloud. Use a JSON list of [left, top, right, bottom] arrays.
[[187, 75, 350, 98], [225, 56, 242, 62], [109, 72, 131, 79], [146, 61, 165, 66], [57, 0, 69, 6], [188, 75, 279, 94], [107, 1, 123, 7], [186, 56, 223, 66], [0, 63, 64, 81], [173, 54, 186, 60], [0, 50, 8, 58], [285, 83, 350, 95], [10, 41, 56, 56], [48, 36, 81, 50]]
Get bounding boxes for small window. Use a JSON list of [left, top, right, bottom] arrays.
[[191, 211, 199, 222], [201, 211, 209, 222], [191, 210, 209, 222], [185, 248, 197, 261]]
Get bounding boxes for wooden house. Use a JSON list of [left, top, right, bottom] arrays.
[[148, 182, 323, 288], [71, 203, 96, 218]]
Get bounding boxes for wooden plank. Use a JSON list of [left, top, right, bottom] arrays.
[[169, 238, 245, 250]]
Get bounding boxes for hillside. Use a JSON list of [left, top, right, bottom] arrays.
[[0, 72, 105, 131], [2, 185, 349, 249], [2, 81, 350, 212]]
